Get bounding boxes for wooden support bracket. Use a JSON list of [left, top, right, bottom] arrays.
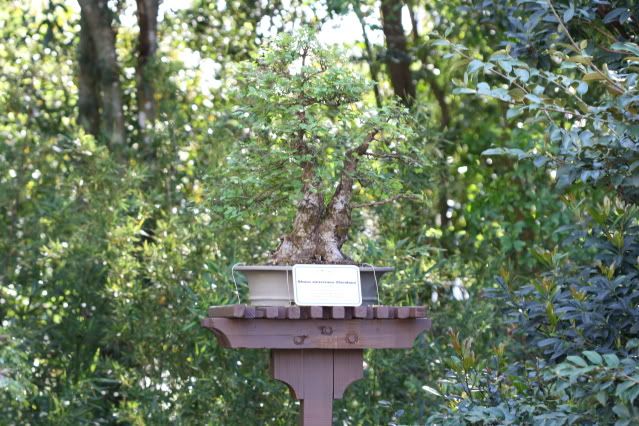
[[202, 306, 431, 426], [201, 318, 430, 349], [270, 349, 363, 426]]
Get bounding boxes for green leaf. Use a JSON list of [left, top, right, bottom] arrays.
[[453, 88, 476, 95], [611, 42, 639, 56], [422, 385, 442, 397], [509, 88, 526, 101], [524, 94, 542, 103], [564, 3, 575, 22], [432, 39, 451, 47], [595, 391, 607, 405], [616, 380, 636, 398], [582, 351, 602, 365], [566, 355, 587, 367], [514, 68, 529, 82], [623, 176, 639, 187], [612, 404, 631, 418], [490, 88, 512, 102], [498, 59, 513, 73], [481, 148, 528, 159], [567, 55, 592, 65], [506, 107, 523, 119], [583, 72, 606, 81], [628, 384, 639, 404], [576, 81, 589, 95], [467, 59, 484, 74], [477, 82, 491, 95], [603, 353, 620, 367]]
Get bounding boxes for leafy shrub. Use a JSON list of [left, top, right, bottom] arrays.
[[428, 1, 639, 424]]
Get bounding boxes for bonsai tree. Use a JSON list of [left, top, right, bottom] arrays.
[[223, 31, 423, 265]]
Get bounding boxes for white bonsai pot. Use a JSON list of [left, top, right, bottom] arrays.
[[234, 265, 394, 306]]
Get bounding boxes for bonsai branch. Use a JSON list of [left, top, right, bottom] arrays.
[[352, 194, 418, 209], [364, 151, 420, 166]]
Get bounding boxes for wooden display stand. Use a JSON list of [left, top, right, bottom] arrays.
[[202, 305, 430, 426]]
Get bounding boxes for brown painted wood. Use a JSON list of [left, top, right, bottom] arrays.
[[204, 305, 431, 426], [299, 350, 334, 426], [331, 306, 345, 319], [366, 306, 375, 319], [202, 320, 231, 347], [353, 306, 368, 319], [203, 318, 431, 349], [333, 350, 363, 398], [207, 304, 246, 318], [410, 306, 427, 318], [270, 350, 305, 399], [287, 306, 301, 319], [256, 306, 279, 319], [271, 349, 364, 426], [271, 350, 334, 426], [396, 306, 410, 319], [277, 306, 288, 319], [206, 304, 428, 320], [300, 306, 311, 320], [310, 306, 323, 319], [244, 305, 256, 319], [344, 307, 354, 320], [374, 306, 390, 319]]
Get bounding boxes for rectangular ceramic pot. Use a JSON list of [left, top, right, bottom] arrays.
[[234, 265, 393, 306]]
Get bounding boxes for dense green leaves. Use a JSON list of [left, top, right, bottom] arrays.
[[428, 1, 639, 424]]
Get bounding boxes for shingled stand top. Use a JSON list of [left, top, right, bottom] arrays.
[[202, 305, 430, 425], [205, 304, 427, 320]]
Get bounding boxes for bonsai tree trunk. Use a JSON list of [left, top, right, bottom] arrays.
[[271, 131, 377, 264]]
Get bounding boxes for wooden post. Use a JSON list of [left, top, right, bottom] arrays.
[[202, 305, 430, 425], [270, 349, 363, 426]]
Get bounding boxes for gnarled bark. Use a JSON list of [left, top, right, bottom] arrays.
[[270, 131, 378, 265]]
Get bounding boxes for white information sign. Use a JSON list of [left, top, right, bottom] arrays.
[[292, 264, 362, 306]]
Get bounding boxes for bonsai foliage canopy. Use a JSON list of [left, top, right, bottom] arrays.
[[225, 31, 421, 265]]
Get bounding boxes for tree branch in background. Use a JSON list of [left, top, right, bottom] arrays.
[[77, 0, 126, 147], [135, 0, 159, 133], [364, 150, 421, 166], [353, 1, 382, 108], [352, 194, 418, 209], [77, 10, 100, 136], [380, 0, 415, 106], [407, 3, 450, 129]]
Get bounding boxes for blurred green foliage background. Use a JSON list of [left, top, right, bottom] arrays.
[[1, 0, 638, 424]]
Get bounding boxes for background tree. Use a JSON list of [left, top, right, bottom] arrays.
[[428, 1, 639, 423], [77, 0, 126, 146], [379, 0, 415, 106], [135, 0, 159, 132]]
